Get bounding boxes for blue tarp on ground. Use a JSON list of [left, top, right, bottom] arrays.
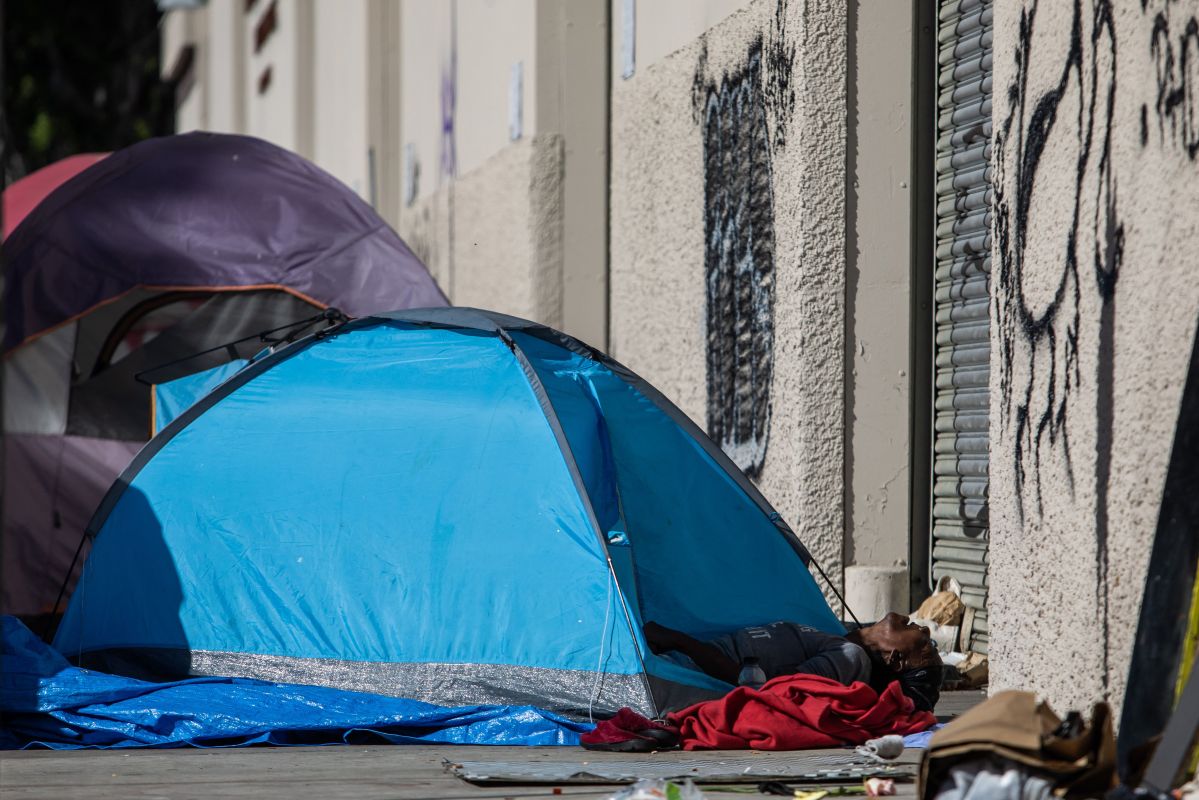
[[0, 617, 591, 749]]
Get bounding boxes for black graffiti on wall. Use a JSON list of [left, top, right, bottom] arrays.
[[993, 0, 1123, 690], [1145, 0, 1199, 157], [994, 0, 1199, 714], [993, 0, 1122, 522], [692, 1, 794, 477]]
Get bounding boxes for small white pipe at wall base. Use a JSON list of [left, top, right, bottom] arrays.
[[844, 565, 910, 625]]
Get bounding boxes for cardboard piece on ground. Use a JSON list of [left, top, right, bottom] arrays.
[[913, 592, 965, 628], [449, 754, 913, 785]]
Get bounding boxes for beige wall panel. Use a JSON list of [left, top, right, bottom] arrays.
[[368, 0, 404, 228], [397, 0, 605, 343], [206, 0, 245, 134], [245, 0, 301, 152], [163, 6, 208, 133], [399, 1, 454, 200], [538, 0, 609, 348], [176, 87, 205, 134], [612, 0, 751, 81], [162, 8, 192, 80], [313, 0, 369, 197], [455, 0, 539, 176], [399, 0, 539, 204]]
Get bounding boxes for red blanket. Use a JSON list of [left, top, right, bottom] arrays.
[[666, 674, 936, 751]]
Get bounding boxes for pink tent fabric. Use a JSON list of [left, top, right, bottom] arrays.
[[3, 153, 107, 240]]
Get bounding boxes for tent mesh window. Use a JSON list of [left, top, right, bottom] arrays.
[[66, 290, 322, 441], [930, 0, 992, 654]]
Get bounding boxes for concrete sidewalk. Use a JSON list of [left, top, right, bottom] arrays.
[[0, 691, 984, 800]]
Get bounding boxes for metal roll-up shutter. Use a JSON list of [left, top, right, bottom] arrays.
[[931, 0, 992, 654]]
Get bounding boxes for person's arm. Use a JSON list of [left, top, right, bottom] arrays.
[[643, 621, 740, 684], [784, 635, 872, 685]]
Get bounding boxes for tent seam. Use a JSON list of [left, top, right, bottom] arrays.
[[529, 327, 815, 567], [501, 329, 660, 719]]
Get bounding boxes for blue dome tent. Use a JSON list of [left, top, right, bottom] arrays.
[[55, 308, 843, 717]]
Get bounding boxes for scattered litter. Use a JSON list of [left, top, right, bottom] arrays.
[[715, 783, 874, 797], [954, 652, 989, 688], [908, 578, 989, 688], [604, 778, 707, 800], [910, 579, 966, 656], [864, 778, 895, 797], [793, 791, 829, 800]]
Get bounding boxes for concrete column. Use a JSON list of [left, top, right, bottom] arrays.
[[311, 0, 368, 197], [989, 0, 1199, 718], [206, 0, 245, 134], [535, 0, 609, 348], [368, 0, 403, 228], [293, 0, 314, 160], [843, 0, 920, 611]]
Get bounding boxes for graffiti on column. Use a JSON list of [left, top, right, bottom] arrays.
[[1144, 0, 1199, 157], [993, 0, 1121, 690], [993, 0, 1121, 521], [440, 3, 458, 180], [692, 1, 794, 478]]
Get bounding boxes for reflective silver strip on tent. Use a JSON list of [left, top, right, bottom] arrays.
[[69, 647, 690, 719], [931, 0, 992, 654]]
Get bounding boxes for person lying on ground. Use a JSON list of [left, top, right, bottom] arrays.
[[643, 613, 943, 711]]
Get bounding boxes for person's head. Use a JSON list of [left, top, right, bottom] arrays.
[[849, 612, 943, 712]]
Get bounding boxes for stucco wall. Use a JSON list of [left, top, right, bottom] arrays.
[[989, 0, 1199, 715], [399, 135, 564, 327], [609, 0, 848, 593]]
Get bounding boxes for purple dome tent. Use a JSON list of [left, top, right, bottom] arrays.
[[2, 132, 446, 628]]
